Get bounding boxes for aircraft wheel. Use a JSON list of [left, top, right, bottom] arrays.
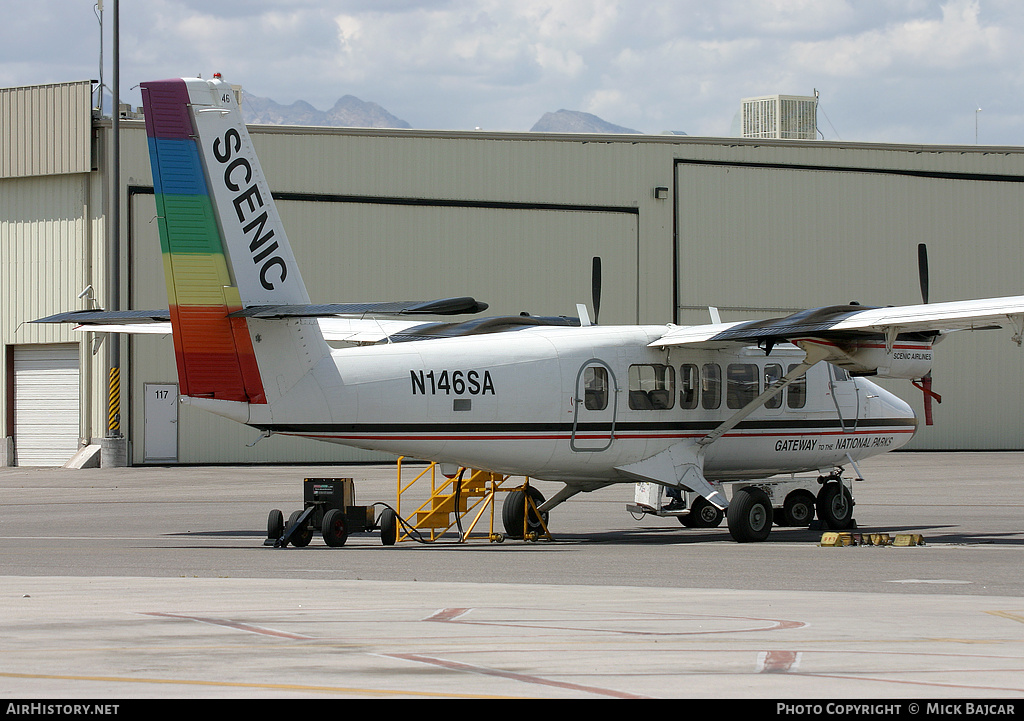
[[502, 487, 548, 539], [286, 510, 312, 547], [777, 491, 816, 527], [816, 484, 854, 529], [267, 509, 284, 539], [321, 508, 349, 547], [379, 508, 398, 546], [727, 487, 773, 543], [679, 497, 723, 528]]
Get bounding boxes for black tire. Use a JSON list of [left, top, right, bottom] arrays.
[[727, 487, 773, 543], [267, 509, 284, 539], [321, 508, 348, 547], [286, 509, 312, 547], [679, 497, 724, 528], [379, 507, 398, 546], [777, 491, 816, 527], [816, 483, 854, 529], [502, 487, 548, 539]]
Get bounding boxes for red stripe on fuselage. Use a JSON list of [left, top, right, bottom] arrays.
[[277, 427, 916, 443]]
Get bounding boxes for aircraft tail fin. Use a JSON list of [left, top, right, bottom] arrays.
[[140, 77, 328, 407]]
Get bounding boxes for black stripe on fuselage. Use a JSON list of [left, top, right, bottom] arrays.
[[256, 417, 916, 435]]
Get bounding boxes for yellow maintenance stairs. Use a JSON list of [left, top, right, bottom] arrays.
[[386, 457, 552, 544]]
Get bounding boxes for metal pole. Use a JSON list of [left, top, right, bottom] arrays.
[[107, 0, 121, 438]]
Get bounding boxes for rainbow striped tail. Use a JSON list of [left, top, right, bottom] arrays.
[[141, 77, 328, 411]]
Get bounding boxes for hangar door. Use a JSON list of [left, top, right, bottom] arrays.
[[12, 344, 80, 466], [279, 201, 641, 326], [126, 191, 640, 464], [673, 160, 1024, 449]]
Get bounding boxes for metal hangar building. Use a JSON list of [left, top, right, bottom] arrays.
[[2, 80, 1022, 466]]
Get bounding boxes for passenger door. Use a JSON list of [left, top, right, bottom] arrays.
[[570, 360, 617, 452]]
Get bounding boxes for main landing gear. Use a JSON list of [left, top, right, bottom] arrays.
[[629, 472, 856, 543]]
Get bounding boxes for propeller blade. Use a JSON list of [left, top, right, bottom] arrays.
[[592, 256, 602, 325], [914, 245, 937, 423], [917, 243, 930, 305], [912, 373, 942, 426]]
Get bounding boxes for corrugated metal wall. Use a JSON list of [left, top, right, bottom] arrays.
[[124, 132, 646, 462], [7, 97, 1023, 462], [0, 81, 96, 464], [0, 174, 94, 463], [674, 156, 1024, 449], [116, 123, 1024, 456], [0, 81, 92, 179]]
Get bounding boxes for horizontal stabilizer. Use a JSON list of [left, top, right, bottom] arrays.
[[33, 309, 171, 324], [228, 297, 489, 318], [42, 312, 579, 345], [35, 297, 488, 327]]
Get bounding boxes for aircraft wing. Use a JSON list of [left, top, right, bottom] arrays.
[[651, 295, 1024, 348]]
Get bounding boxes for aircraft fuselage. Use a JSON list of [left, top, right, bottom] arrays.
[[248, 323, 917, 484]]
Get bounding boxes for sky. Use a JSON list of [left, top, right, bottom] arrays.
[[1, 0, 1022, 144]]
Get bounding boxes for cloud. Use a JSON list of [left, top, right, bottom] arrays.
[[2, 0, 1023, 142], [789, 0, 1007, 77]]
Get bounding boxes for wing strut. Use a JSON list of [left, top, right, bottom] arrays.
[[697, 342, 831, 448], [615, 343, 831, 510]]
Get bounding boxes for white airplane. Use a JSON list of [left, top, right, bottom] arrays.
[[38, 76, 1024, 543]]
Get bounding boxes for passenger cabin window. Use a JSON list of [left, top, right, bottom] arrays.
[[628, 364, 675, 410], [787, 364, 807, 408], [764, 364, 783, 409], [727, 364, 759, 409], [701, 363, 722, 409], [583, 366, 609, 410], [679, 364, 699, 409]]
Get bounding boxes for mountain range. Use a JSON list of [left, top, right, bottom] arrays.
[[242, 94, 412, 129], [239, 93, 650, 134]]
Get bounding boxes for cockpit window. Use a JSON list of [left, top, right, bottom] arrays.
[[764, 363, 783, 409], [787, 364, 807, 408]]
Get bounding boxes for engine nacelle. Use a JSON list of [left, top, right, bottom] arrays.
[[796, 339, 933, 380]]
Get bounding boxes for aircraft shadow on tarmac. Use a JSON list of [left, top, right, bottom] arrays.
[[166, 523, 1024, 548]]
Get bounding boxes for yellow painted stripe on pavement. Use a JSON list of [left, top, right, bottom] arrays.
[[0, 671, 516, 699]]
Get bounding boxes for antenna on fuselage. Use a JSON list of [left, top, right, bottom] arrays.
[[592, 256, 602, 325]]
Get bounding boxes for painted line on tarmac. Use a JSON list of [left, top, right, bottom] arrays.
[[0, 671, 508, 698], [757, 650, 802, 673], [140, 610, 646, 698], [420, 606, 806, 636], [986, 610, 1024, 624], [791, 670, 1024, 695], [143, 612, 314, 640], [382, 653, 650, 699]]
